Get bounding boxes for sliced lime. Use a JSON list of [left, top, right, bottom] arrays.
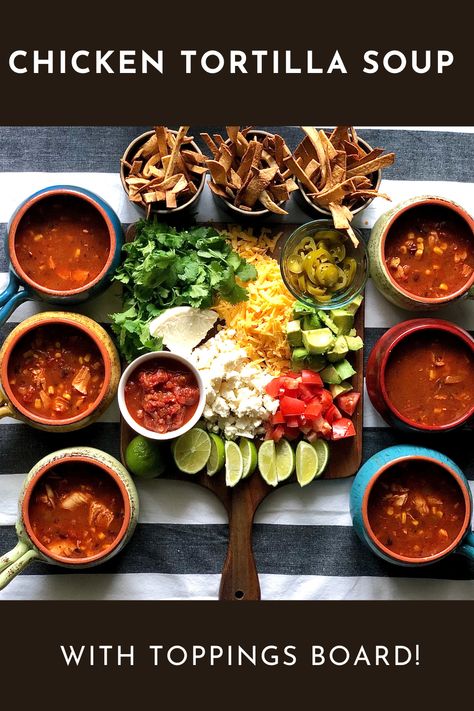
[[239, 438, 258, 479], [258, 440, 278, 487], [312, 439, 330, 477], [225, 441, 244, 487], [207, 433, 225, 476], [275, 439, 296, 482], [173, 428, 211, 475], [296, 441, 319, 487]]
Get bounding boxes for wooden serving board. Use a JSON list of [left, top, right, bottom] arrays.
[[120, 223, 364, 600]]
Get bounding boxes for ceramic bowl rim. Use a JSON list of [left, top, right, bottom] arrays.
[[8, 187, 117, 297], [21, 453, 131, 565], [361, 454, 471, 565], [1, 314, 112, 426], [118, 350, 206, 441]]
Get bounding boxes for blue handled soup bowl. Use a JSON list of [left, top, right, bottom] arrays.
[[0, 185, 123, 326], [350, 445, 474, 566]]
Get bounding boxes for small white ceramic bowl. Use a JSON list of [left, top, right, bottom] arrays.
[[118, 351, 206, 441]]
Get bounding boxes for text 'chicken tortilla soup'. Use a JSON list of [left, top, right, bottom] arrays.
[[14, 194, 110, 292], [384, 330, 474, 427], [28, 461, 125, 560], [125, 358, 200, 434], [7, 324, 105, 421], [367, 460, 466, 559]]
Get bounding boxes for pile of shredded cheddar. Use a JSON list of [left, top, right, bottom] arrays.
[[214, 227, 295, 375]]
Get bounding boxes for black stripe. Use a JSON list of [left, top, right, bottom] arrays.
[[0, 127, 471, 182], [0, 522, 472, 581]]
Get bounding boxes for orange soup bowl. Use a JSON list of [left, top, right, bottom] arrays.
[[366, 318, 474, 433], [0, 185, 123, 327], [0, 312, 120, 431], [0, 447, 139, 591]]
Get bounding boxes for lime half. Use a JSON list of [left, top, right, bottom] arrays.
[[276, 439, 296, 482], [296, 441, 319, 487], [239, 438, 258, 479], [312, 439, 330, 478], [225, 441, 244, 487], [207, 433, 225, 476], [125, 435, 165, 479], [258, 440, 278, 487], [173, 428, 211, 475]]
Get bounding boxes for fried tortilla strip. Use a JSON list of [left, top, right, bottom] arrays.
[[346, 153, 395, 178], [154, 126, 168, 159], [206, 159, 228, 187], [304, 158, 320, 178], [346, 148, 383, 168], [283, 155, 319, 193], [239, 166, 278, 208], [269, 182, 290, 203], [188, 164, 208, 176], [329, 126, 350, 148], [166, 191, 177, 209], [259, 189, 288, 215], [301, 126, 330, 184], [138, 133, 159, 159], [350, 189, 391, 201], [218, 143, 234, 174], [208, 181, 228, 198], [200, 133, 220, 158], [164, 125, 190, 179], [181, 149, 208, 165], [143, 153, 162, 178], [171, 175, 189, 194], [313, 179, 358, 207], [226, 126, 239, 143], [228, 168, 243, 190], [329, 202, 359, 247], [236, 140, 260, 179]]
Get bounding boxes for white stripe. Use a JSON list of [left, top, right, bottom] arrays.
[[0, 571, 473, 600]]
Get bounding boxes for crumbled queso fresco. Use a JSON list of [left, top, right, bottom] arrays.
[[190, 329, 278, 439]]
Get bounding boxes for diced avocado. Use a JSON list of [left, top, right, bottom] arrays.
[[291, 347, 309, 365], [329, 309, 354, 335], [302, 328, 335, 355], [286, 319, 303, 346], [302, 313, 322, 331], [326, 336, 349, 363], [345, 294, 364, 315], [345, 335, 364, 352], [334, 359, 357, 381], [320, 365, 342, 385], [348, 328, 357, 337], [318, 312, 339, 335], [330, 381, 354, 399], [305, 354, 327, 372], [293, 302, 314, 319]]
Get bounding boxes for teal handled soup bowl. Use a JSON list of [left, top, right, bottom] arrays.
[[0, 447, 139, 591], [0, 185, 123, 327], [350, 445, 474, 567]]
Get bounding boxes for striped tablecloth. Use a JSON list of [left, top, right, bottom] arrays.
[[0, 126, 473, 600]]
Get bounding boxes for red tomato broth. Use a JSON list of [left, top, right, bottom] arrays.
[[125, 358, 200, 434], [13, 194, 110, 292], [384, 205, 474, 299], [367, 460, 467, 559], [27, 461, 126, 561], [384, 330, 474, 428], [7, 324, 106, 422]]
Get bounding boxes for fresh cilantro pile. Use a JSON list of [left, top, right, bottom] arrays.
[[110, 221, 257, 361]]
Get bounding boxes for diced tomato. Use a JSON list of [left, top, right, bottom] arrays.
[[301, 370, 323, 387], [265, 377, 283, 398], [331, 417, 356, 440], [298, 383, 315, 402], [271, 424, 286, 442], [312, 416, 333, 439], [271, 410, 285, 425], [283, 426, 300, 441], [280, 396, 305, 417], [280, 377, 300, 392], [285, 371, 300, 379], [325, 404, 342, 425], [285, 415, 300, 429], [304, 400, 323, 420], [336, 391, 361, 417], [311, 388, 333, 412]]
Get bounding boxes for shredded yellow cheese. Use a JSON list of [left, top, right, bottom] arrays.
[[214, 227, 295, 375]]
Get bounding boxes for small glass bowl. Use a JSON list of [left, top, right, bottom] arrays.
[[280, 219, 369, 310]]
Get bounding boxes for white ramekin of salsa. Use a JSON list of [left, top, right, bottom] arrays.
[[118, 351, 206, 441]]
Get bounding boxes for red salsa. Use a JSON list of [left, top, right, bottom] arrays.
[[385, 206, 474, 299], [368, 460, 466, 559], [29, 461, 125, 559], [385, 330, 474, 427], [14, 194, 110, 291], [8, 324, 105, 421], [125, 358, 200, 434]]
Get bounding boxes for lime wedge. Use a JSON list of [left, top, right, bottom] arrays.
[[276, 439, 296, 482], [207, 433, 225, 476], [312, 439, 330, 477], [239, 438, 258, 479], [225, 441, 244, 487], [296, 441, 319, 487], [173, 428, 211, 475], [258, 440, 278, 487]]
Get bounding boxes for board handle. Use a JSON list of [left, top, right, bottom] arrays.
[[219, 481, 262, 601]]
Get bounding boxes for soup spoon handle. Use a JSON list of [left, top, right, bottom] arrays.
[[0, 540, 39, 591]]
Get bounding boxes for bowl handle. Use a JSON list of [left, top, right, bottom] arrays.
[[457, 531, 474, 560], [0, 272, 32, 326], [0, 540, 39, 591]]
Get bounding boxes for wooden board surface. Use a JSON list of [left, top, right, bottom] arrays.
[[120, 222, 364, 600]]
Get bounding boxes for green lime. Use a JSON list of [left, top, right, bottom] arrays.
[[276, 439, 296, 482], [173, 428, 212, 475], [125, 435, 165, 479], [296, 441, 319, 487], [258, 440, 278, 487], [207, 433, 225, 476], [312, 439, 330, 477], [239, 438, 258, 479], [225, 441, 244, 487]]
